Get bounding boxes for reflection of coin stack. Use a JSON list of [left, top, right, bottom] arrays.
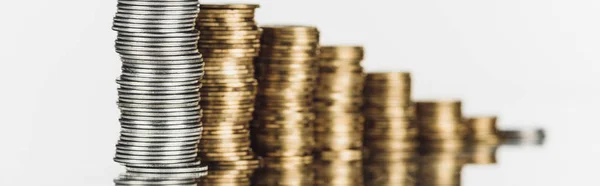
[[363, 72, 418, 153], [417, 150, 465, 186], [314, 151, 363, 186], [195, 4, 261, 173], [198, 169, 255, 186], [252, 26, 320, 160], [112, 0, 207, 182], [465, 116, 500, 144], [252, 157, 315, 186], [363, 151, 418, 186], [314, 46, 364, 155], [415, 100, 466, 150]]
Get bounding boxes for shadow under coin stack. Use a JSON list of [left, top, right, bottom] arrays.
[[112, 0, 207, 184], [363, 72, 418, 154], [415, 100, 466, 151], [252, 157, 315, 186], [252, 25, 320, 161], [194, 5, 261, 185], [363, 151, 419, 186], [313, 46, 365, 186]]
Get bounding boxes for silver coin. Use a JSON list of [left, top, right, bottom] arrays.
[[117, 102, 199, 109], [122, 62, 203, 69], [121, 123, 200, 130], [118, 0, 198, 6], [121, 127, 202, 135], [117, 140, 199, 147], [114, 17, 195, 25], [117, 5, 198, 11], [115, 157, 197, 165], [116, 40, 198, 48], [116, 8, 198, 15], [116, 45, 199, 53], [118, 93, 199, 100], [112, 26, 194, 33], [119, 76, 201, 83], [116, 151, 197, 160], [113, 22, 193, 29], [120, 130, 201, 138], [118, 84, 200, 91], [121, 110, 200, 117], [118, 96, 199, 103], [122, 66, 202, 74], [122, 171, 208, 179], [120, 58, 203, 65], [120, 72, 203, 79], [117, 35, 198, 43], [117, 148, 197, 156], [119, 118, 200, 125], [117, 79, 199, 86], [117, 144, 197, 152], [120, 115, 200, 121], [118, 31, 198, 38], [119, 53, 201, 61], [126, 165, 208, 174], [115, 13, 198, 21], [118, 88, 199, 95]]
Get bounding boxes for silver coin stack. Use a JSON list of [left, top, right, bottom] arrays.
[[112, 0, 207, 184]]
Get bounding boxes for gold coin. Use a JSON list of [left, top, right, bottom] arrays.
[[199, 8, 255, 14]]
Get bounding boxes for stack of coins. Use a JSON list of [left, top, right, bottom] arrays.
[[363, 72, 418, 153], [465, 116, 500, 143], [112, 0, 207, 182], [252, 26, 320, 160], [417, 149, 465, 186], [415, 100, 466, 150], [198, 169, 255, 186], [314, 46, 364, 155], [500, 128, 546, 145], [195, 4, 261, 173], [252, 157, 315, 186], [363, 151, 418, 186]]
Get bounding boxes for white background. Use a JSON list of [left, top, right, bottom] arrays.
[[0, 0, 597, 185]]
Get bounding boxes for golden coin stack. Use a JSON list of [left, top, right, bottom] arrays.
[[363, 72, 418, 153], [194, 4, 261, 174], [363, 151, 418, 186], [312, 46, 364, 186], [252, 157, 315, 186], [465, 116, 500, 144], [415, 100, 466, 150], [252, 25, 320, 160], [464, 142, 499, 165]]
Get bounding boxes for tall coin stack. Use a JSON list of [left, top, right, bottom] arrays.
[[465, 116, 500, 144], [194, 4, 261, 176], [313, 46, 365, 186], [363, 72, 418, 154], [252, 26, 320, 160], [112, 0, 207, 183], [415, 100, 466, 150]]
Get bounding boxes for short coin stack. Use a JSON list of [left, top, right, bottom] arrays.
[[252, 25, 320, 160], [465, 116, 500, 144], [112, 0, 207, 182], [415, 100, 466, 150], [363, 72, 418, 154], [314, 46, 365, 156], [194, 4, 261, 172]]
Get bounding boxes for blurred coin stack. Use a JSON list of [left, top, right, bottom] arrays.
[[112, 0, 207, 182], [465, 116, 500, 144], [363, 151, 418, 186], [463, 142, 498, 165], [194, 4, 261, 177], [252, 26, 320, 160], [313, 46, 364, 186], [415, 100, 466, 150], [363, 72, 418, 154], [252, 157, 315, 186]]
